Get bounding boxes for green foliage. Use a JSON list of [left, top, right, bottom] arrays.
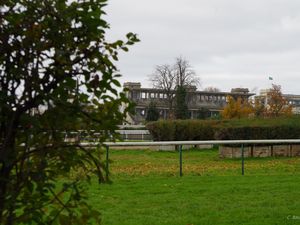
[[0, 0, 139, 224], [146, 120, 216, 141], [197, 107, 211, 119], [175, 86, 189, 119], [146, 120, 176, 141], [217, 117, 300, 147], [145, 102, 159, 122], [220, 116, 300, 127], [215, 125, 300, 140], [147, 116, 300, 141]]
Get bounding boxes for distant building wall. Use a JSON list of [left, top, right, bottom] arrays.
[[124, 82, 254, 124]]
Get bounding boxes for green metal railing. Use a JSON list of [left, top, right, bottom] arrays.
[[79, 139, 300, 178]]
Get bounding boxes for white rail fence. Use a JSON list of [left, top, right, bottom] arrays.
[[115, 130, 151, 141], [63, 130, 151, 142]]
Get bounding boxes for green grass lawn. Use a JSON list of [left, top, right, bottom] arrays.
[[88, 148, 300, 225]]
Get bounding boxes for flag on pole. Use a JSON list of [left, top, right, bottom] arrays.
[[268, 76, 273, 80]]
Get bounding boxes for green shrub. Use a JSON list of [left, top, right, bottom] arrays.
[[146, 116, 300, 141], [146, 120, 217, 141], [146, 120, 176, 141], [215, 125, 300, 140]]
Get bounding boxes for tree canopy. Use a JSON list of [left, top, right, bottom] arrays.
[[203, 86, 221, 92], [0, 0, 139, 224], [175, 86, 189, 119], [146, 101, 159, 122], [222, 84, 292, 119], [221, 96, 253, 119], [149, 56, 199, 119], [265, 84, 292, 117]]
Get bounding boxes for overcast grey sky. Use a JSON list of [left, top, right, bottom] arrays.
[[105, 0, 300, 94]]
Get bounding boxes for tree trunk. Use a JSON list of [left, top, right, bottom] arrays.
[[0, 165, 11, 224], [0, 117, 18, 224]]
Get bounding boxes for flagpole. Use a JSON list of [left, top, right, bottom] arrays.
[[268, 76, 274, 87]]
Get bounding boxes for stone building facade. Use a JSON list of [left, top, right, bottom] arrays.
[[124, 82, 254, 124]]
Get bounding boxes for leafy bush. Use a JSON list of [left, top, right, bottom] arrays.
[[146, 120, 176, 141], [215, 125, 300, 140], [146, 120, 217, 141], [147, 116, 300, 141]]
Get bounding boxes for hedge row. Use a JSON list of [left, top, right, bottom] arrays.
[[215, 126, 300, 140], [146, 120, 217, 141], [146, 118, 300, 141]]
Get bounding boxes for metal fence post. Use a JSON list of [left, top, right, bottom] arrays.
[[105, 145, 109, 180], [179, 145, 183, 177], [241, 144, 244, 175]]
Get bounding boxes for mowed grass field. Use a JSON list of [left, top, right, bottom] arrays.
[[88, 148, 300, 225]]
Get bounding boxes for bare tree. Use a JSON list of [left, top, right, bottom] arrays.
[[174, 56, 201, 88], [149, 65, 176, 117], [150, 64, 176, 91], [149, 57, 200, 119], [203, 86, 221, 92]]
